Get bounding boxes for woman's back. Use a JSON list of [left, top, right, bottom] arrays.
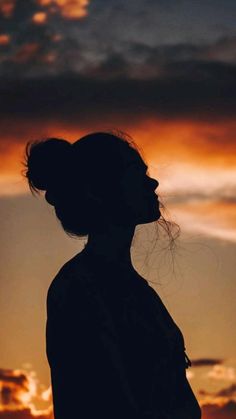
[[46, 249, 201, 419]]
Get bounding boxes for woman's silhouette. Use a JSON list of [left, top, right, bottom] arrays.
[[23, 132, 201, 418]]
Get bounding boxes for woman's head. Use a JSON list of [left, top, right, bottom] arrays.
[[23, 131, 161, 237]]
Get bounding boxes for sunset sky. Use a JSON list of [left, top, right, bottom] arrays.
[[0, 1, 236, 418]]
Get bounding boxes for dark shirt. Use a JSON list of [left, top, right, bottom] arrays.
[[46, 249, 201, 419]]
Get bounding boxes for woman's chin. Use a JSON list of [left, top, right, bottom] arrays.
[[147, 210, 162, 223], [136, 208, 162, 225]]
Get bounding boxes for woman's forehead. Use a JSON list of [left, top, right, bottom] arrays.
[[122, 148, 147, 168], [123, 149, 147, 170]]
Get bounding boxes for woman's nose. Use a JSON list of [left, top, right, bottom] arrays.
[[150, 178, 159, 190]]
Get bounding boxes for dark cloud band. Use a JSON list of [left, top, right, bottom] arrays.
[[0, 61, 235, 123]]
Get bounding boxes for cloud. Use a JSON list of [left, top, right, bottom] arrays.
[[0, 2, 235, 130], [0, 64, 235, 120], [1, 0, 236, 79], [128, 35, 236, 70], [171, 199, 236, 243], [0, 0, 90, 21], [190, 358, 224, 367], [0, 0, 90, 78], [201, 400, 236, 419], [207, 366, 236, 382], [203, 35, 236, 64], [216, 384, 236, 398], [0, 367, 53, 418], [186, 369, 195, 380], [55, 0, 90, 20], [199, 384, 236, 399], [199, 383, 236, 418], [0, 117, 235, 243], [0, 1, 16, 18], [0, 368, 31, 406], [0, 409, 53, 418], [150, 159, 236, 243], [0, 34, 10, 45]]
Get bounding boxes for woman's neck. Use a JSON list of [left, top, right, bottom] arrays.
[[84, 222, 136, 271]]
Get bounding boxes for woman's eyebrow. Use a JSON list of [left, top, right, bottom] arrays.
[[139, 163, 148, 172], [131, 162, 148, 170], [126, 161, 148, 173]]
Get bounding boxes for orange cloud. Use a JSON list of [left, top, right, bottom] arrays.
[[186, 370, 195, 380], [0, 117, 235, 242], [201, 400, 236, 419], [0, 367, 53, 418], [207, 366, 236, 382], [55, 0, 90, 19], [51, 33, 63, 42], [191, 359, 224, 367], [1, 118, 236, 174], [0, 368, 29, 407], [0, 34, 10, 45], [37, 0, 90, 19], [41, 387, 52, 402], [32, 12, 48, 25], [13, 43, 41, 63], [0, 408, 53, 418], [0, 0, 16, 18], [132, 119, 236, 168], [41, 52, 57, 63], [37, 0, 52, 5], [199, 380, 236, 418], [169, 199, 236, 242]]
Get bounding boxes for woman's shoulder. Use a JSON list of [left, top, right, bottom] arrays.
[[47, 250, 91, 311]]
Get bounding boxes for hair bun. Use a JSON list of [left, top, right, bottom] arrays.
[[45, 189, 57, 206], [25, 137, 72, 194]]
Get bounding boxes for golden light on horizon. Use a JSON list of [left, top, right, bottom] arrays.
[[131, 119, 236, 168], [1, 118, 236, 174], [0, 118, 236, 192]]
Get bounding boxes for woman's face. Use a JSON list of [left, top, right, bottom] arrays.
[[120, 153, 161, 225]]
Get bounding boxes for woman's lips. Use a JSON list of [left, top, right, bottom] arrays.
[[147, 194, 159, 205], [149, 194, 158, 200]]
